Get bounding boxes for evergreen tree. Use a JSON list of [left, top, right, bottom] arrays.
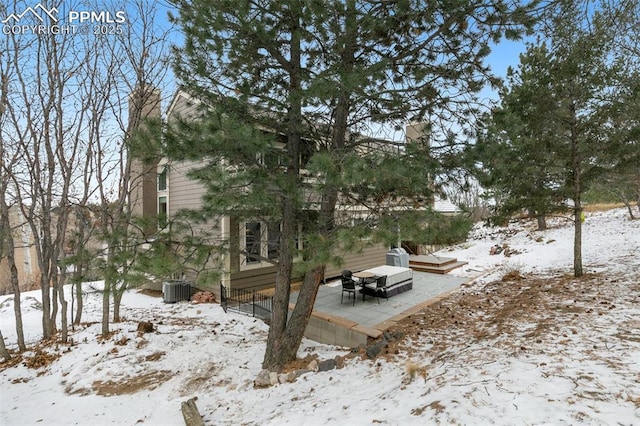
[[472, 1, 630, 277], [169, 0, 538, 371], [474, 42, 568, 230], [598, 0, 640, 217]]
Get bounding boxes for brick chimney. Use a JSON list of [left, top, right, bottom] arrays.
[[128, 85, 161, 234]]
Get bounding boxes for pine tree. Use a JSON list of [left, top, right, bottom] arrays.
[[473, 42, 568, 230], [472, 1, 629, 277], [169, 0, 538, 371]]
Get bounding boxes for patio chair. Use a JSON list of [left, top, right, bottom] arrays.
[[365, 275, 387, 304], [341, 275, 358, 306]]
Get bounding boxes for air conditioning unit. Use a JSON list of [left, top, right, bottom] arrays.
[[162, 281, 191, 303]]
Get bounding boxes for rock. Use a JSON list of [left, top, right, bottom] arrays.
[[391, 331, 404, 340], [307, 359, 319, 372], [294, 369, 309, 378], [137, 321, 154, 333], [317, 359, 336, 372], [279, 371, 298, 383], [254, 369, 272, 388], [366, 341, 385, 359], [269, 372, 279, 386], [192, 291, 216, 304]]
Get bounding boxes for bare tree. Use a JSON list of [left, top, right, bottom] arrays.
[[86, 0, 174, 336], [4, 21, 93, 341], [1, 0, 173, 343], [0, 82, 27, 351], [0, 12, 27, 350]]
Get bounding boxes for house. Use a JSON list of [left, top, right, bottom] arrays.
[[0, 205, 38, 294], [0, 203, 104, 295], [130, 90, 458, 298]]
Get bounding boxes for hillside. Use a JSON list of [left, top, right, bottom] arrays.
[[1, 207, 639, 425]]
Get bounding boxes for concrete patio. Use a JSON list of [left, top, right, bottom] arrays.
[[289, 271, 469, 347]]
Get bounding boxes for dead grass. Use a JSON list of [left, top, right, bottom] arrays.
[[138, 288, 162, 298], [22, 350, 61, 369], [378, 272, 628, 362], [92, 370, 173, 396], [583, 203, 626, 212], [411, 400, 445, 416], [405, 359, 428, 383], [281, 353, 319, 373]]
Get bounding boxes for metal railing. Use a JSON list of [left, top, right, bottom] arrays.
[[220, 283, 273, 321]]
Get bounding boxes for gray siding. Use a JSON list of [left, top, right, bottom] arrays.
[[230, 266, 279, 292], [324, 244, 388, 279], [168, 159, 208, 215], [229, 243, 388, 291]]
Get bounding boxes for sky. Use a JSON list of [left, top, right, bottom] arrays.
[[1, 206, 639, 425], [143, 1, 533, 139], [1, 0, 532, 138]]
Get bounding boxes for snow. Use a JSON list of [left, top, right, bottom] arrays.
[[1, 207, 639, 425]]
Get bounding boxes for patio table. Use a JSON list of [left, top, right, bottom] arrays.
[[353, 271, 376, 281], [353, 271, 377, 301]]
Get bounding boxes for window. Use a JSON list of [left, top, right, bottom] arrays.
[[158, 166, 168, 191], [267, 221, 281, 260], [241, 220, 301, 269], [158, 196, 168, 228], [245, 222, 261, 264]]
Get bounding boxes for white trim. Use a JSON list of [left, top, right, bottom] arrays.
[[157, 161, 169, 228], [238, 219, 301, 271], [240, 220, 264, 271], [166, 90, 199, 120]]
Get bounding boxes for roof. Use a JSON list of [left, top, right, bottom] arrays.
[[433, 196, 461, 214]]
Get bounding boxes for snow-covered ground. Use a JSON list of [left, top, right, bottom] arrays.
[[1, 207, 639, 425]]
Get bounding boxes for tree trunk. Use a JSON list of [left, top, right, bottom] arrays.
[[623, 201, 635, 220], [101, 280, 111, 337], [113, 287, 124, 323], [0, 198, 27, 351], [73, 267, 84, 326], [58, 284, 68, 343], [573, 205, 583, 277], [9, 256, 26, 351], [57, 248, 69, 343], [262, 0, 357, 372], [38, 250, 54, 339], [570, 102, 583, 278], [101, 245, 114, 337], [180, 397, 205, 426], [616, 189, 636, 220], [261, 1, 303, 371], [274, 265, 325, 367], [262, 197, 298, 370], [73, 213, 87, 326], [2, 218, 28, 352], [50, 280, 59, 334], [0, 329, 11, 362], [536, 214, 547, 231]]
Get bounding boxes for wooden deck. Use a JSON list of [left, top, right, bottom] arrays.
[[409, 254, 467, 274]]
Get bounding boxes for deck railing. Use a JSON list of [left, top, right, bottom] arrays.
[[220, 283, 273, 321]]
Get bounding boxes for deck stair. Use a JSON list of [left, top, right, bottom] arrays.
[[409, 254, 467, 274]]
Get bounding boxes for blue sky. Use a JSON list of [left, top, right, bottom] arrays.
[[488, 39, 526, 77], [140, 0, 525, 139]]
